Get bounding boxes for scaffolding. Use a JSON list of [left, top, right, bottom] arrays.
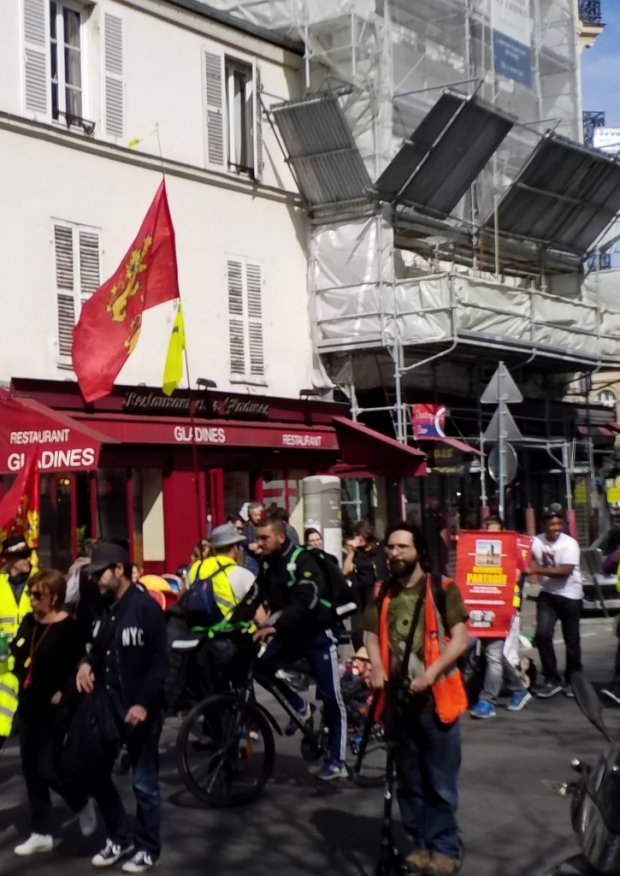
[[201, 0, 620, 423]]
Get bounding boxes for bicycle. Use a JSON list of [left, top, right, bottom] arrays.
[[174, 628, 386, 807]]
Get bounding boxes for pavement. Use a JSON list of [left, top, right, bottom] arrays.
[[0, 613, 618, 876]]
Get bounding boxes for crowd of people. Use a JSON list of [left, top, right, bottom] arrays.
[[0, 501, 616, 876]]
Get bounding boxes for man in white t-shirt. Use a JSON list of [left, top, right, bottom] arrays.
[[526, 510, 583, 698]]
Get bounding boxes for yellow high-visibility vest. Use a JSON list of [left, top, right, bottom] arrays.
[[188, 555, 240, 622], [0, 568, 37, 737]]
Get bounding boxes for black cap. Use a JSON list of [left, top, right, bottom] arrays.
[[85, 543, 130, 575], [1, 534, 31, 559]]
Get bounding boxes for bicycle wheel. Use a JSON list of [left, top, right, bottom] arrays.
[[347, 721, 387, 787], [176, 693, 275, 807]]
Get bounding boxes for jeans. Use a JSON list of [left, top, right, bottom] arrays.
[[259, 629, 347, 764], [19, 715, 88, 835], [91, 714, 163, 857], [535, 591, 582, 684], [479, 638, 526, 703], [393, 708, 461, 858]]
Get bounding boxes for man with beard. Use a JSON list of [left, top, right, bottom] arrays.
[[364, 522, 469, 876]]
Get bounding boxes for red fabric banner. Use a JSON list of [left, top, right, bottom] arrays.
[[72, 180, 180, 402], [455, 530, 519, 638], [0, 450, 40, 549]]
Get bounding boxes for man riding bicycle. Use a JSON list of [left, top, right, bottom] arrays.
[[249, 514, 348, 781]]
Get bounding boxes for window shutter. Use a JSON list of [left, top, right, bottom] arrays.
[[23, 0, 49, 116], [54, 225, 75, 360], [79, 231, 100, 302], [252, 61, 263, 181], [203, 50, 225, 168], [104, 14, 124, 137], [246, 262, 264, 376], [227, 259, 246, 375]]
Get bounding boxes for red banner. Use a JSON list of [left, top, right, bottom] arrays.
[[412, 404, 446, 439], [455, 530, 519, 638]]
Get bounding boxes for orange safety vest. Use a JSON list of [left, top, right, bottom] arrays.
[[378, 573, 468, 724]]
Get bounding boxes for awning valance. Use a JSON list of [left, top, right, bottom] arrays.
[[417, 436, 483, 456], [0, 389, 109, 474], [332, 416, 426, 476]]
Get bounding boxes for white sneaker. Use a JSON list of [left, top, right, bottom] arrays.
[[14, 833, 53, 856], [78, 798, 98, 837], [122, 850, 156, 873]]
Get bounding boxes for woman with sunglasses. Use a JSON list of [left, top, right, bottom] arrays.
[[10, 569, 95, 856]]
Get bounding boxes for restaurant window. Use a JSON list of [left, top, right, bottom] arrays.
[[94, 469, 129, 546]]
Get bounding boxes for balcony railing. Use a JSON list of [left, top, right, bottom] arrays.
[[579, 0, 603, 24]]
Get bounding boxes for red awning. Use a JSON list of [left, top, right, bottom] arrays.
[[332, 416, 426, 476], [418, 436, 483, 456], [67, 412, 340, 452], [577, 425, 616, 437], [0, 389, 110, 474]]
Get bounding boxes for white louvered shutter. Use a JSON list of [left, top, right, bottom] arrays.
[[203, 50, 225, 169], [54, 225, 75, 360], [252, 61, 263, 182], [104, 14, 124, 137], [246, 262, 264, 376], [23, 0, 49, 116], [227, 259, 245, 375], [79, 231, 100, 304]]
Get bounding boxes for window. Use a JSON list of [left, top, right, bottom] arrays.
[[226, 59, 253, 173], [50, 0, 82, 124], [23, 0, 103, 133], [227, 258, 265, 380], [598, 389, 616, 409], [203, 49, 263, 178], [53, 222, 100, 364]]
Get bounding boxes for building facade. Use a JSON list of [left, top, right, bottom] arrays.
[[1, 0, 428, 569]]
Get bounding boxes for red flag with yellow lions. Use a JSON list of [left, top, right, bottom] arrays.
[[0, 451, 40, 553], [72, 180, 180, 402]]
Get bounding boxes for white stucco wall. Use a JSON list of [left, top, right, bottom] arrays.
[[0, 0, 313, 398]]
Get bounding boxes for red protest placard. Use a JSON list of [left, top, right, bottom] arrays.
[[455, 530, 518, 638]]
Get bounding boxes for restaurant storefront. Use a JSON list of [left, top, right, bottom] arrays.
[[1, 379, 426, 572]]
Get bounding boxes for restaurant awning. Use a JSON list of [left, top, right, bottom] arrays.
[[332, 417, 427, 476], [0, 389, 110, 474], [66, 412, 427, 476], [67, 412, 340, 452]]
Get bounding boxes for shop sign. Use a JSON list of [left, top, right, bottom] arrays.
[[412, 404, 446, 439], [123, 390, 270, 420], [169, 423, 334, 450], [455, 530, 520, 638], [1, 426, 100, 473], [4, 447, 97, 472]]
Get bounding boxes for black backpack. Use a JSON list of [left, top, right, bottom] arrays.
[[287, 546, 359, 620]]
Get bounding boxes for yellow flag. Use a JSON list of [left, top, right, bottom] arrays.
[[162, 304, 185, 396]]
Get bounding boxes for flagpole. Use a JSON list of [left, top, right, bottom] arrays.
[[152, 127, 205, 548], [183, 338, 206, 544]]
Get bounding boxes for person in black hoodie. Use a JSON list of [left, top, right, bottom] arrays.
[[76, 543, 167, 874], [250, 515, 348, 782], [343, 521, 387, 650]]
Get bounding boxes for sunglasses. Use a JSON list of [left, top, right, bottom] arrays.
[[29, 590, 43, 599]]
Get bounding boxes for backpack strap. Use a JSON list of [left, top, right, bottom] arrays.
[[286, 545, 332, 610]]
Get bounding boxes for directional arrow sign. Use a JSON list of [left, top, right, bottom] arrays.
[[483, 402, 522, 442], [480, 362, 523, 404]]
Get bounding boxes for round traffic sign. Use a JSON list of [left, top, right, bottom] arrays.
[[488, 442, 518, 484]]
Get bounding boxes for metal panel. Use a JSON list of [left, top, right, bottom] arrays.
[[271, 95, 372, 206], [485, 133, 620, 255], [376, 91, 514, 216]]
